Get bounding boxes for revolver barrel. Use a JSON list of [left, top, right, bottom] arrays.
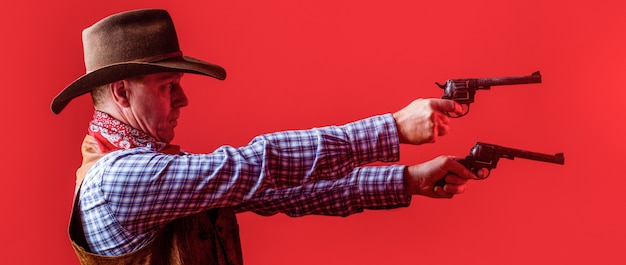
[[473, 142, 565, 165], [477, 71, 542, 88]]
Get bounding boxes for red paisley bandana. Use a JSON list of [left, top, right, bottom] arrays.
[[88, 111, 179, 154]]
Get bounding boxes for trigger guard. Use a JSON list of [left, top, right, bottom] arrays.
[[446, 104, 469, 118]]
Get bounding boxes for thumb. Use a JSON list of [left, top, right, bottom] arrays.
[[431, 99, 462, 115]]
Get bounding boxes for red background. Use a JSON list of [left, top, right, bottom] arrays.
[[2, 0, 624, 264]]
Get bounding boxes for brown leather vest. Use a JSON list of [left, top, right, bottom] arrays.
[[68, 135, 244, 265]]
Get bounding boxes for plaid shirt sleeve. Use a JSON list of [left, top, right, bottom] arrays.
[[234, 165, 411, 216], [80, 114, 410, 255]]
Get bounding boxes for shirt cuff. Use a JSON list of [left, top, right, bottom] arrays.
[[356, 165, 411, 209], [343, 114, 400, 165]]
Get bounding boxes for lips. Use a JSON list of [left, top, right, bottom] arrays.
[[169, 113, 180, 123]]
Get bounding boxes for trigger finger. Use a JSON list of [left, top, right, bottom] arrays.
[[452, 102, 463, 115], [444, 174, 468, 185], [476, 168, 489, 179]]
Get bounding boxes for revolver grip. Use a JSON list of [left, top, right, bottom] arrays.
[[434, 157, 488, 188], [457, 157, 492, 179]]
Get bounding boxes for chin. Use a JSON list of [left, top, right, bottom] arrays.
[[158, 131, 175, 144]]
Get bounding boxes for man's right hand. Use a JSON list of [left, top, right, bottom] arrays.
[[392, 98, 463, 145], [403, 156, 481, 199]]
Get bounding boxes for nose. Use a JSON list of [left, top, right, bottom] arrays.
[[171, 84, 189, 108]]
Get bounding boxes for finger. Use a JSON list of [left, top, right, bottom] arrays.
[[435, 112, 451, 136], [430, 99, 463, 114], [450, 102, 464, 116], [434, 186, 453, 198], [443, 183, 467, 194], [444, 174, 468, 185], [444, 156, 478, 180], [476, 168, 489, 179], [437, 122, 450, 136], [437, 111, 451, 125]]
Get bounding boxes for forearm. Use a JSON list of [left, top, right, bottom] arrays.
[[248, 113, 400, 188], [234, 165, 411, 217]]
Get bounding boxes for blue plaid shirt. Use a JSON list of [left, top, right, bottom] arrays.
[[79, 113, 411, 255]]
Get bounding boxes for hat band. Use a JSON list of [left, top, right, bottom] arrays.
[[132, 51, 183, 63], [86, 51, 185, 73]]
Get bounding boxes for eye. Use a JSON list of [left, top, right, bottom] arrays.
[[161, 83, 173, 92], [167, 82, 183, 95]]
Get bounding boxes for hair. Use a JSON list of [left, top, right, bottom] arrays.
[[91, 83, 110, 108], [90, 75, 146, 108]]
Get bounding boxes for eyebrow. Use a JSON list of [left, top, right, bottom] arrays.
[[156, 72, 184, 82]]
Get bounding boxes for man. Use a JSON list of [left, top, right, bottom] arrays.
[[52, 9, 479, 265]]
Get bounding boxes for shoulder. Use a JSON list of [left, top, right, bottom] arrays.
[[95, 147, 178, 171], [83, 148, 168, 185]]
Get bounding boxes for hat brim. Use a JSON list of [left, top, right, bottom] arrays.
[[51, 56, 226, 114]]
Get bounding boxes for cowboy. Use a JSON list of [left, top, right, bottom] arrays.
[[52, 9, 479, 265]]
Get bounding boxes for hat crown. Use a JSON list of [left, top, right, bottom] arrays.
[[51, 9, 226, 115], [82, 9, 181, 71]]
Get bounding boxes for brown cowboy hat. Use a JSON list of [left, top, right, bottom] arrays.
[[51, 9, 226, 114]]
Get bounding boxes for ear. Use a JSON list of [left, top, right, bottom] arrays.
[[110, 80, 131, 108]]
